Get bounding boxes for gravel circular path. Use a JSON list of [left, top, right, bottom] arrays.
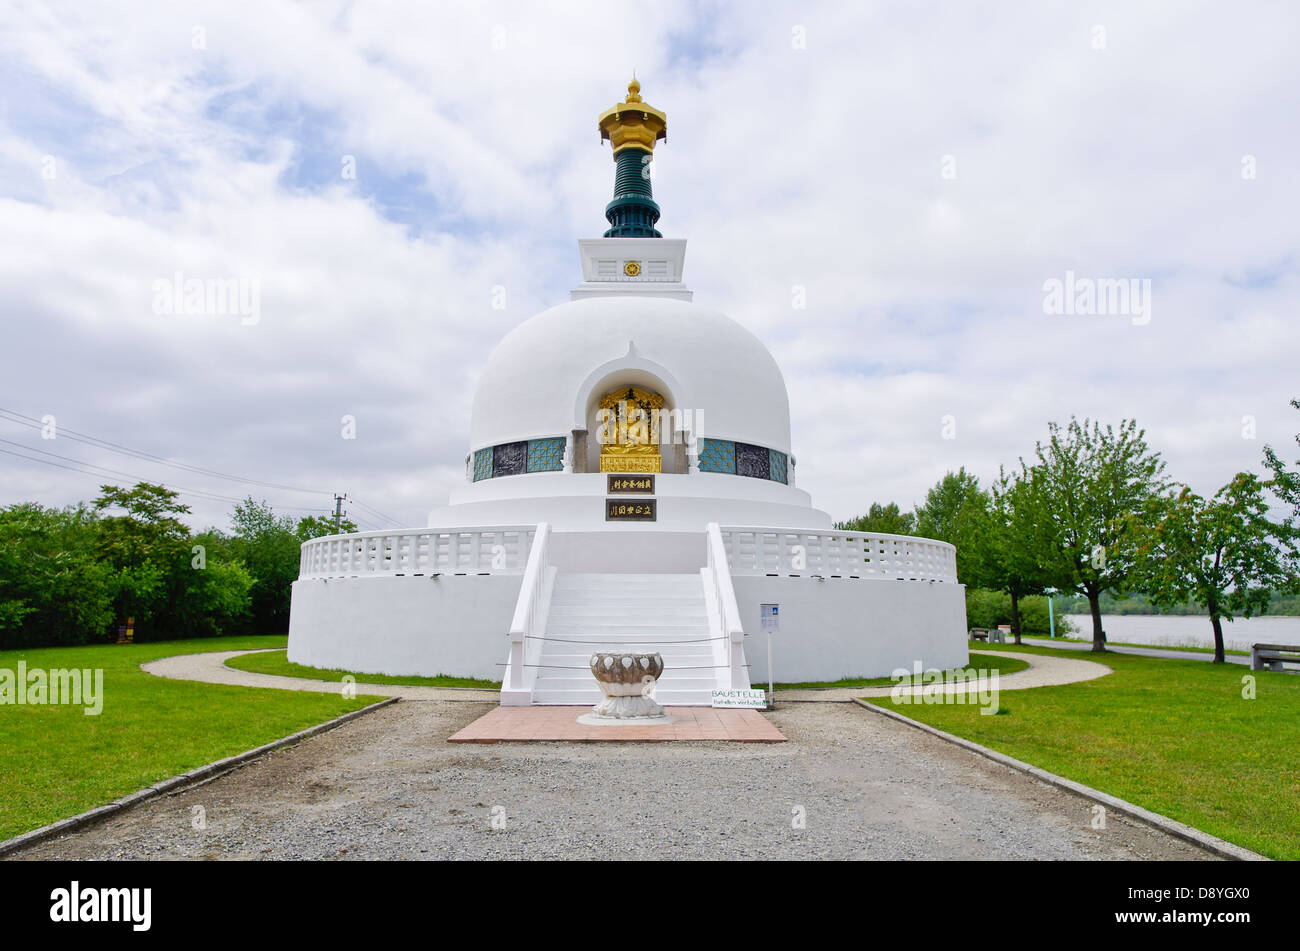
[[143, 650, 500, 701], [11, 700, 1210, 861], [777, 650, 1111, 701], [144, 647, 1110, 703]]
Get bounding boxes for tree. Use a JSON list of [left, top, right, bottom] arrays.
[[836, 502, 916, 535], [229, 498, 302, 635], [914, 468, 990, 587], [165, 529, 256, 638], [93, 483, 193, 636], [1131, 473, 1298, 662], [915, 468, 983, 539], [295, 514, 358, 541], [972, 469, 1053, 645], [0, 503, 116, 648], [1264, 398, 1300, 528], [1019, 418, 1170, 652]]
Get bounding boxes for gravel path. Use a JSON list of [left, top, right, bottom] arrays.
[[143, 650, 500, 701], [777, 650, 1111, 701], [144, 648, 1111, 703], [11, 700, 1212, 861]]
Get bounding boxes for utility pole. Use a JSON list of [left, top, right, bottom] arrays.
[[333, 493, 347, 533]]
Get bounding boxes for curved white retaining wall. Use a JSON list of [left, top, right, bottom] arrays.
[[733, 576, 968, 683], [288, 574, 522, 681], [288, 525, 967, 683]]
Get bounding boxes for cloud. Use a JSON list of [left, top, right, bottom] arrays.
[[1, 0, 1297, 532]]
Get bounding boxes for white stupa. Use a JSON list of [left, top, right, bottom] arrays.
[[288, 80, 968, 704]]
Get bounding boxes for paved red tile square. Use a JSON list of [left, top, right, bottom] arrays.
[[447, 705, 785, 743]]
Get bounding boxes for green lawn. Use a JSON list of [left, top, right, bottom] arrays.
[[0, 635, 382, 843], [224, 649, 500, 689], [866, 643, 1300, 859], [766, 652, 1029, 690]]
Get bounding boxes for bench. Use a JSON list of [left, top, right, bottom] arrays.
[[1251, 643, 1300, 672], [969, 628, 990, 642]]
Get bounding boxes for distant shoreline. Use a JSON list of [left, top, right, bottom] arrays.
[[1058, 613, 1300, 653]]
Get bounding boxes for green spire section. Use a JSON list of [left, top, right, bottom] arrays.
[[604, 147, 661, 238]]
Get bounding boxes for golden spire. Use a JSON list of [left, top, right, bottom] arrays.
[[598, 75, 666, 157]]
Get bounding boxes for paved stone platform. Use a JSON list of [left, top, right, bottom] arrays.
[[448, 705, 786, 742]]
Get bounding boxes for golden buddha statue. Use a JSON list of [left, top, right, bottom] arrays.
[[598, 385, 664, 473]]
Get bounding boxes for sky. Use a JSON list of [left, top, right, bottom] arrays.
[[1, 0, 1298, 532]]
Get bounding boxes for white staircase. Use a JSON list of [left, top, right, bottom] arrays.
[[530, 572, 721, 705]]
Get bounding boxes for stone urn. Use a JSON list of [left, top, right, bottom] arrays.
[[588, 651, 666, 719]]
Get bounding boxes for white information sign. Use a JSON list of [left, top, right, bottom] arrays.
[[711, 689, 767, 709], [760, 603, 779, 634]]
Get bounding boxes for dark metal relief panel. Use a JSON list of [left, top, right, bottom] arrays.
[[734, 442, 770, 480], [493, 441, 527, 477]]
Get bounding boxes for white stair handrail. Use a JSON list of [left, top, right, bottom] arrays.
[[706, 522, 746, 691], [506, 522, 551, 692]]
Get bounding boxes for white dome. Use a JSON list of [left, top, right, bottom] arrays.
[[469, 296, 792, 455]]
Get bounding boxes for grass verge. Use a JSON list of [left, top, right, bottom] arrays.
[[224, 649, 500, 689], [866, 642, 1299, 859], [0, 635, 382, 842], [1039, 636, 1250, 657]]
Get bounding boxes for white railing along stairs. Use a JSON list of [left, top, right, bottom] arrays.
[[500, 522, 555, 706], [506, 521, 752, 707]]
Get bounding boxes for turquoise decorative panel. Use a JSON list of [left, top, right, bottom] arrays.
[[769, 450, 788, 484], [527, 437, 565, 472], [472, 447, 493, 482], [698, 438, 735, 473]]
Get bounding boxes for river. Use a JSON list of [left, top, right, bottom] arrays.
[[1059, 614, 1300, 652]]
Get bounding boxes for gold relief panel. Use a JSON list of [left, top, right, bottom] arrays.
[[600, 455, 661, 473], [597, 385, 665, 472]]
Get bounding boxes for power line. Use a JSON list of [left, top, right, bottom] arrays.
[[349, 495, 405, 527], [0, 442, 331, 513], [0, 406, 331, 496], [0, 444, 250, 506], [0, 407, 408, 525]]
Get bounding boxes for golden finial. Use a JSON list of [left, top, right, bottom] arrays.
[[599, 75, 666, 156]]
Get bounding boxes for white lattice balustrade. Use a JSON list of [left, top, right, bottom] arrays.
[[299, 526, 536, 579], [719, 527, 958, 583]]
